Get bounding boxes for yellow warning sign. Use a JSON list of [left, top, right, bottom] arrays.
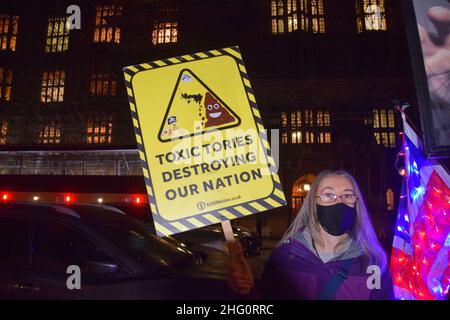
[[123, 46, 286, 237]]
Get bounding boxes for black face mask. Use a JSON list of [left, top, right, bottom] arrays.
[[316, 203, 357, 236]]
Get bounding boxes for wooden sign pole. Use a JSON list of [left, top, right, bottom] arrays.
[[221, 219, 245, 273]]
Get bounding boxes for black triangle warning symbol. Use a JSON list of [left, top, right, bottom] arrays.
[[158, 69, 241, 142]]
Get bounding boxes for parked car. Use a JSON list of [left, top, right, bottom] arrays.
[[174, 224, 263, 256], [105, 202, 263, 255], [0, 202, 235, 299]]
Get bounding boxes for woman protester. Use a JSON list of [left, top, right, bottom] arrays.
[[228, 170, 394, 300]]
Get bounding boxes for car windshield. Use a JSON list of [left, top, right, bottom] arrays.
[[90, 218, 195, 270]]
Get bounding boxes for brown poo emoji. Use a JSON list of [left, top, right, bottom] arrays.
[[204, 92, 234, 128]]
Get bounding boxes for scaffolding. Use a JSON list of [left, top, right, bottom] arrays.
[[0, 149, 142, 176]]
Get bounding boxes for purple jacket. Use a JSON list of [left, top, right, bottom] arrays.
[[252, 229, 394, 300]]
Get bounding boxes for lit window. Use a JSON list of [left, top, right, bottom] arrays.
[[287, 0, 298, 33], [318, 132, 331, 144], [0, 14, 19, 51], [356, 0, 387, 33], [324, 111, 330, 126], [388, 110, 395, 128], [305, 131, 314, 144], [290, 111, 302, 129], [0, 67, 12, 101], [380, 109, 387, 128], [372, 109, 397, 148], [373, 109, 394, 128], [373, 109, 379, 128], [317, 111, 323, 126], [299, 0, 325, 33], [40, 70, 65, 103], [90, 72, 117, 96], [287, 0, 295, 14], [281, 112, 287, 128], [284, 110, 331, 144], [311, 0, 325, 33], [45, 17, 69, 53], [152, 22, 178, 45], [271, 0, 285, 34], [381, 132, 388, 146], [38, 120, 60, 144], [282, 132, 288, 144], [374, 132, 381, 145], [296, 111, 301, 127], [299, 0, 309, 31], [86, 114, 113, 144], [292, 131, 302, 144], [93, 5, 122, 44], [314, 110, 330, 143], [0, 120, 7, 144], [305, 110, 313, 126], [389, 132, 396, 148], [273, 0, 324, 34]]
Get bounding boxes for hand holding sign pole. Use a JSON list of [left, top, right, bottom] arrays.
[[221, 219, 253, 294], [123, 46, 286, 271]]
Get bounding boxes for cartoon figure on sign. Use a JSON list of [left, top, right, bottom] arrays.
[[204, 92, 235, 128], [161, 116, 179, 138]]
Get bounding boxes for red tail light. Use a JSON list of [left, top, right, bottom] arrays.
[[1, 193, 10, 201]]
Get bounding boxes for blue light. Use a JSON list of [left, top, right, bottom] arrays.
[[404, 215, 409, 222], [410, 161, 419, 175], [445, 233, 450, 247], [431, 280, 444, 296], [411, 186, 425, 201], [430, 285, 442, 295], [430, 279, 447, 298]]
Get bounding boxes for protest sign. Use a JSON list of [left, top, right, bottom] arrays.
[[123, 46, 286, 237]]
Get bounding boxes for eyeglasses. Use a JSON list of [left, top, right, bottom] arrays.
[[317, 193, 358, 205]]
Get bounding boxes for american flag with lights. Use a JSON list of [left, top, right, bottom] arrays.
[[390, 112, 450, 300]]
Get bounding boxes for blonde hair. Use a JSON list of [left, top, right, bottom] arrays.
[[280, 170, 387, 272]]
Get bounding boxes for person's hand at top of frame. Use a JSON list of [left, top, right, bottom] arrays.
[[227, 242, 254, 295], [418, 6, 450, 105]]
